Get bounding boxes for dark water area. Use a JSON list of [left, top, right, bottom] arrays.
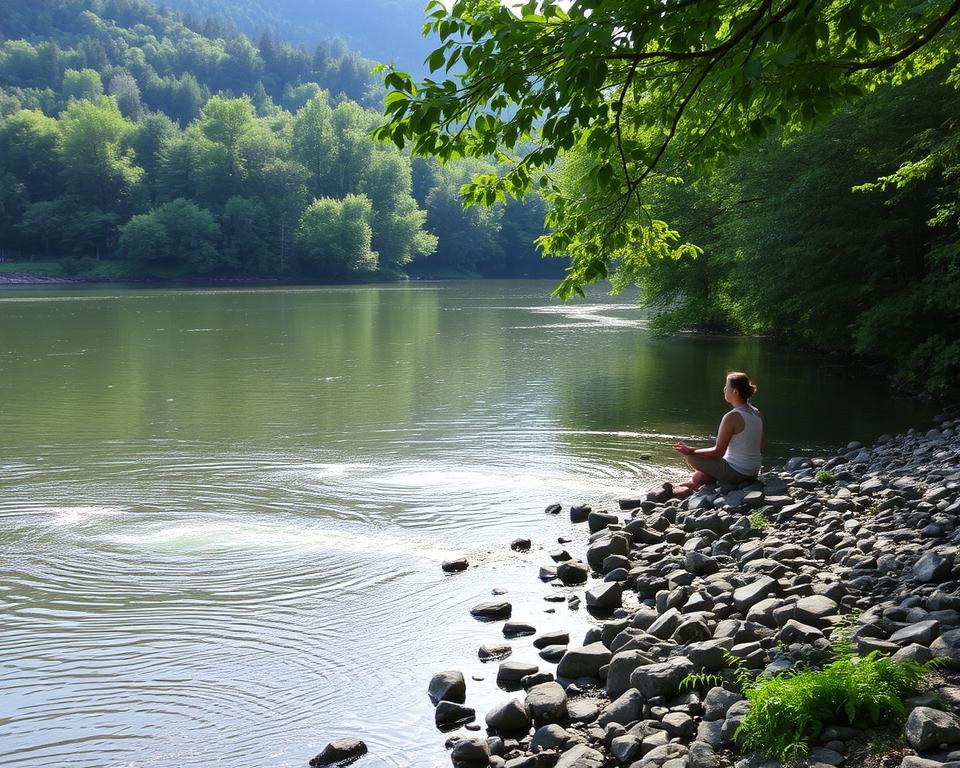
[[0, 281, 934, 767]]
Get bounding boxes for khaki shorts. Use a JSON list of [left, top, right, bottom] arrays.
[[687, 454, 756, 485]]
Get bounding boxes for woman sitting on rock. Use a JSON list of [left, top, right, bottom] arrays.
[[670, 371, 765, 498]]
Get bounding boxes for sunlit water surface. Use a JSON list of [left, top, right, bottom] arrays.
[[0, 281, 933, 767]]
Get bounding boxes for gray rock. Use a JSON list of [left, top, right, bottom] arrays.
[[780, 619, 825, 645], [570, 505, 591, 523], [794, 595, 839, 627], [429, 670, 467, 704], [905, 706, 960, 751], [733, 577, 778, 613], [510, 538, 531, 551], [566, 699, 599, 723], [647, 607, 682, 639], [534, 630, 570, 649], [930, 628, 960, 667], [538, 644, 567, 662], [480, 643, 512, 661], [503, 621, 537, 638], [661, 711, 696, 738], [703, 686, 743, 720], [629, 657, 694, 699], [556, 643, 611, 679], [557, 560, 589, 585], [687, 638, 731, 670], [685, 550, 720, 576], [588, 510, 619, 532], [450, 737, 490, 766], [310, 738, 368, 767], [553, 744, 604, 768], [696, 718, 727, 747], [436, 700, 476, 728], [688, 741, 717, 768], [915, 552, 953, 583], [497, 661, 539, 682], [530, 723, 571, 752], [610, 734, 643, 764], [443, 558, 469, 572], [606, 649, 655, 699], [525, 682, 567, 725], [891, 619, 941, 646], [485, 698, 531, 732], [471, 601, 512, 620], [585, 581, 623, 609], [597, 687, 643, 727]]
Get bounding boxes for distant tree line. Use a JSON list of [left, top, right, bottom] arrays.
[[0, 0, 558, 280]]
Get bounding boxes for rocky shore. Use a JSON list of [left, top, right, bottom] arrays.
[[426, 412, 960, 768]]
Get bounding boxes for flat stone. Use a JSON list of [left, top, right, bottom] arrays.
[[891, 619, 941, 646], [538, 644, 567, 662], [780, 619, 825, 645], [435, 700, 475, 728], [733, 577, 777, 613], [905, 706, 960, 751], [429, 670, 466, 704], [497, 661, 539, 682], [471, 601, 512, 621], [794, 595, 839, 627], [503, 621, 536, 638], [534, 630, 570, 649], [556, 643, 611, 679], [566, 699, 599, 723]]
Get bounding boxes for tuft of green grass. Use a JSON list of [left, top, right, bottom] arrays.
[[867, 728, 906, 755], [815, 469, 835, 483], [749, 511, 769, 531], [735, 652, 943, 763], [864, 504, 879, 517]]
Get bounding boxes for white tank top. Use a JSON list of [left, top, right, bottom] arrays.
[[723, 404, 763, 476]]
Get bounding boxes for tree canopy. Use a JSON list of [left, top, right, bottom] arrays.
[[376, 0, 960, 299]]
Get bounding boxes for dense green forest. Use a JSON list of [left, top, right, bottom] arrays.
[[158, 0, 434, 73], [630, 66, 960, 392], [0, 0, 557, 280]]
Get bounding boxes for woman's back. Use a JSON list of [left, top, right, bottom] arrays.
[[723, 404, 763, 476]]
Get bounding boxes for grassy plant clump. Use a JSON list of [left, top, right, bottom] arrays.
[[749, 511, 769, 531], [864, 504, 879, 517], [735, 652, 941, 763], [815, 469, 835, 484]]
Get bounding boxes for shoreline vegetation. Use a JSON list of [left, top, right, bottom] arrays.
[[399, 413, 960, 768]]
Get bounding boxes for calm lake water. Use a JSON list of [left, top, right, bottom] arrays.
[[0, 280, 934, 767]]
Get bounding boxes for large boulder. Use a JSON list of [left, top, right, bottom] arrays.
[[556, 643, 611, 679], [525, 682, 567, 725], [435, 701, 475, 728], [905, 706, 960, 751], [606, 649, 655, 698], [471, 601, 512, 620], [733, 577, 777, 614], [485, 697, 531, 732], [450, 737, 490, 767], [429, 670, 466, 704], [629, 657, 694, 699], [597, 688, 643, 727], [930, 629, 960, 668]]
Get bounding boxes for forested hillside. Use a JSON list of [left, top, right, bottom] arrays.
[[159, 0, 435, 72], [0, 0, 557, 281], [631, 66, 960, 392]]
